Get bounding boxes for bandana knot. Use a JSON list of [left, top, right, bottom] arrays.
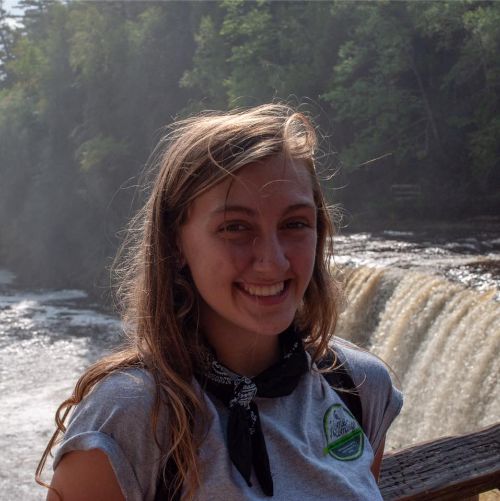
[[229, 377, 257, 409], [195, 326, 309, 497]]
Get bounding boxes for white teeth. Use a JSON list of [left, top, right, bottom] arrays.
[[242, 282, 285, 297]]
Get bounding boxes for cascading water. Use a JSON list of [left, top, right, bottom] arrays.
[[336, 265, 499, 450]]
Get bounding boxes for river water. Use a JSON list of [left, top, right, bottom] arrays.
[[1, 227, 499, 499]]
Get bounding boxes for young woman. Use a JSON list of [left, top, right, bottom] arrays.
[[37, 104, 402, 501]]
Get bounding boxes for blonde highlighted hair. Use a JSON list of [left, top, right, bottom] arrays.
[[36, 103, 340, 499]]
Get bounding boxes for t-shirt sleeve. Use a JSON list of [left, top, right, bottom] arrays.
[[333, 339, 403, 454], [52, 369, 166, 501]]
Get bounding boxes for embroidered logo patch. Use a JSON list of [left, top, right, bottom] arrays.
[[323, 403, 364, 461]]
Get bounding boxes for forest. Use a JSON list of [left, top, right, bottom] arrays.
[[0, 0, 499, 293]]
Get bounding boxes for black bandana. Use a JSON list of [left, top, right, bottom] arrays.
[[195, 327, 309, 497]]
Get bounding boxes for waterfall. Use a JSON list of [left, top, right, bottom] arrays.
[[336, 266, 500, 450]]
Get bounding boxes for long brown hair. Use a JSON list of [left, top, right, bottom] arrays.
[[36, 103, 340, 499]]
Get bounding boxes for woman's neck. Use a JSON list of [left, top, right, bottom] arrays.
[[204, 329, 280, 377]]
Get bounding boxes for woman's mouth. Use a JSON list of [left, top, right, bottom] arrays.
[[241, 281, 284, 296], [235, 280, 290, 303]]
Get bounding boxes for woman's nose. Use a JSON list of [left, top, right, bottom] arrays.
[[252, 234, 290, 273]]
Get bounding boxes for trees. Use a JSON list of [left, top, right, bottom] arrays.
[[0, 1, 198, 291], [0, 0, 17, 85], [413, 1, 500, 195], [183, 1, 346, 110], [322, 0, 499, 216]]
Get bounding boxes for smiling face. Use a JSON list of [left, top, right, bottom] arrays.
[[179, 155, 317, 363]]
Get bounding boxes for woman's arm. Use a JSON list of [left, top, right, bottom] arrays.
[[370, 436, 385, 482], [47, 449, 125, 501]]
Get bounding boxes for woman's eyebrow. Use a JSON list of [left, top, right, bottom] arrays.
[[282, 203, 316, 215], [211, 202, 315, 217], [211, 205, 256, 216]]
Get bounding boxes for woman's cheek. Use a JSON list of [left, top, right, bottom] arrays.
[[287, 234, 317, 263], [220, 241, 255, 269]]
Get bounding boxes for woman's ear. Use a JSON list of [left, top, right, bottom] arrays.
[[178, 253, 186, 269]]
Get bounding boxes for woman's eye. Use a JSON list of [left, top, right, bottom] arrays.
[[219, 222, 248, 233], [284, 220, 310, 230]]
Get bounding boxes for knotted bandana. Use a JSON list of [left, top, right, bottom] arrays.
[[195, 327, 309, 497]]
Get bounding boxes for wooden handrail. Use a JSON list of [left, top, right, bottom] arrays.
[[379, 423, 500, 500]]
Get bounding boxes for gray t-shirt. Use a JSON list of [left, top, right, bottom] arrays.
[[53, 340, 402, 500]]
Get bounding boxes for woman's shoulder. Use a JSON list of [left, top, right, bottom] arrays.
[[331, 338, 394, 388], [331, 337, 403, 452], [84, 367, 157, 409], [63, 367, 162, 438], [63, 367, 159, 427], [53, 367, 166, 499]]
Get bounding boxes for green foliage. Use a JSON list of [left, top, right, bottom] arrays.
[[7, 36, 47, 91], [181, 14, 230, 108], [184, 1, 346, 107], [76, 135, 128, 172], [319, 0, 499, 219], [323, 3, 427, 168], [0, 1, 199, 289]]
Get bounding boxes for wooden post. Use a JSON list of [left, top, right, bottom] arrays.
[[379, 423, 500, 500]]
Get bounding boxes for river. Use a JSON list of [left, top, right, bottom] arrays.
[[1, 227, 499, 499]]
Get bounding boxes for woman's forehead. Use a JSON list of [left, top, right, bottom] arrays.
[[182, 157, 316, 224], [217, 157, 313, 202]]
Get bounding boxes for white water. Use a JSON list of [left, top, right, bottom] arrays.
[[336, 266, 499, 450], [0, 283, 120, 500]]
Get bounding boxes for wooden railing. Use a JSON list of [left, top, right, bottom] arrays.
[[379, 423, 500, 500]]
